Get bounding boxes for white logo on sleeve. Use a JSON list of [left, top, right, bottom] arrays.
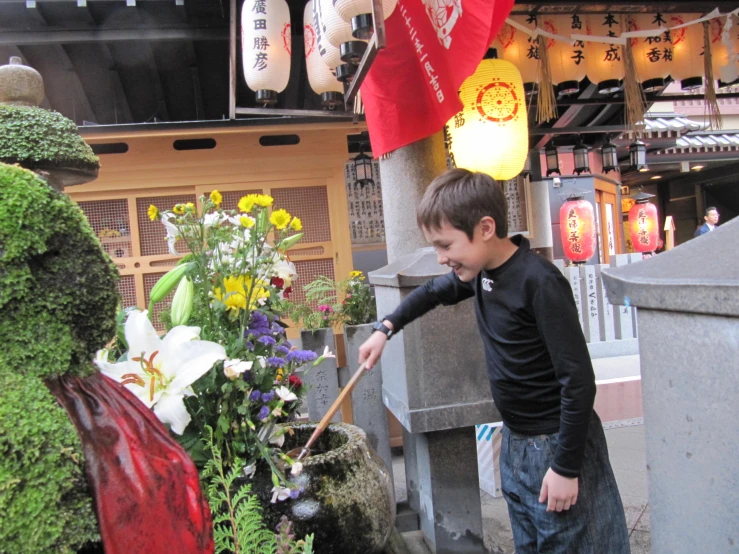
[[482, 277, 494, 292]]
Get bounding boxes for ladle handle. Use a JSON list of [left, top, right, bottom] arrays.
[[303, 361, 368, 453]]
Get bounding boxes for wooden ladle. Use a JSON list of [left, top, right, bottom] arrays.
[[286, 362, 368, 461]]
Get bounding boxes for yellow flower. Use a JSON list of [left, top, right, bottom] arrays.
[[213, 276, 247, 314], [254, 194, 274, 207], [147, 204, 159, 221], [185, 202, 195, 212], [270, 209, 291, 230], [240, 216, 255, 228], [289, 217, 302, 231], [350, 270, 363, 278], [210, 190, 222, 206], [276, 367, 284, 382], [238, 195, 256, 213], [173, 204, 186, 216]]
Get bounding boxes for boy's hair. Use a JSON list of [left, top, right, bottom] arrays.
[[417, 168, 508, 240]]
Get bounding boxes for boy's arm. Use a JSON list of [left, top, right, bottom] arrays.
[[359, 270, 474, 369], [533, 271, 597, 478], [383, 269, 475, 332]]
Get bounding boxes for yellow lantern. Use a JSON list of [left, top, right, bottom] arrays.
[[629, 14, 673, 93], [496, 16, 538, 94], [668, 14, 704, 90], [585, 13, 624, 93], [541, 15, 586, 95], [447, 58, 529, 181]]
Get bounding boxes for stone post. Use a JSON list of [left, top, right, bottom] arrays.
[[378, 132, 447, 261], [370, 249, 500, 553], [602, 218, 739, 554]]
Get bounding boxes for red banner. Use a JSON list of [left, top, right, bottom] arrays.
[[361, 0, 514, 157]]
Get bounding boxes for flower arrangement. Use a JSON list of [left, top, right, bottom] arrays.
[[96, 190, 332, 550], [291, 271, 376, 327]]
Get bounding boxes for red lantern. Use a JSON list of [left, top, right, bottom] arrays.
[[560, 197, 596, 264], [628, 200, 659, 253]]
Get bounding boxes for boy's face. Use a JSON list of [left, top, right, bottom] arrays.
[[423, 221, 492, 282]]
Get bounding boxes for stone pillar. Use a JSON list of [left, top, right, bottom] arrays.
[[378, 132, 447, 261], [370, 249, 500, 553], [301, 329, 341, 422], [602, 217, 739, 554], [527, 180, 554, 261]]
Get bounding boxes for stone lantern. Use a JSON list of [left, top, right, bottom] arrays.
[[0, 57, 99, 190]]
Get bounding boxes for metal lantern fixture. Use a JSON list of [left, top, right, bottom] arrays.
[[446, 56, 529, 181], [573, 138, 590, 175], [628, 189, 659, 253], [333, 0, 398, 41], [629, 139, 648, 172], [241, 0, 291, 105], [601, 136, 619, 173], [545, 143, 560, 176], [560, 195, 597, 264], [354, 143, 375, 186], [304, 1, 343, 108]]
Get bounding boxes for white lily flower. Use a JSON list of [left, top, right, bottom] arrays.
[[271, 485, 291, 503], [275, 385, 298, 403], [291, 462, 303, 477], [273, 259, 296, 284], [321, 346, 336, 359], [203, 212, 228, 228], [224, 358, 253, 380], [94, 309, 227, 434], [161, 213, 181, 256], [243, 463, 257, 479]]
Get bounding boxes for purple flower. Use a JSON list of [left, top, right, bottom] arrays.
[[271, 321, 286, 335], [261, 391, 275, 402], [286, 350, 318, 365], [267, 357, 286, 368], [289, 487, 304, 499], [275, 344, 290, 356], [258, 335, 276, 346], [258, 406, 270, 420], [249, 390, 262, 402], [249, 310, 269, 330], [245, 340, 255, 351]]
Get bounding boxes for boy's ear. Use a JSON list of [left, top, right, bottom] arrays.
[[479, 216, 497, 240]]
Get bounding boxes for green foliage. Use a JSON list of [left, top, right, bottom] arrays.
[[0, 105, 99, 172], [288, 272, 376, 328], [0, 163, 119, 377], [0, 163, 119, 551], [201, 428, 314, 554]]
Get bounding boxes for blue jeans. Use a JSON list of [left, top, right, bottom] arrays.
[[500, 413, 630, 554]]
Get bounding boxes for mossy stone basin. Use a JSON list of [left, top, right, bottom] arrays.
[[253, 422, 395, 554]]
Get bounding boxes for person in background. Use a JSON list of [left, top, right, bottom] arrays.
[[694, 207, 720, 238]]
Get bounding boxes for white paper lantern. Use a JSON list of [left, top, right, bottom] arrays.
[[668, 14, 704, 90], [585, 13, 624, 93], [319, 0, 366, 68], [312, 0, 342, 71], [241, 0, 291, 104], [495, 17, 538, 94], [333, 0, 398, 40], [304, 0, 343, 106], [447, 58, 529, 181], [541, 15, 586, 95], [628, 14, 672, 93]]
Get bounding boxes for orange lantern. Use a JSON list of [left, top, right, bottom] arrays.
[[628, 13, 674, 93], [669, 14, 704, 90], [496, 16, 539, 94], [560, 196, 596, 264], [628, 195, 659, 253], [585, 13, 624, 93]]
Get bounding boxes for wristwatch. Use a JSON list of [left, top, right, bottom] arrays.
[[371, 321, 393, 340]]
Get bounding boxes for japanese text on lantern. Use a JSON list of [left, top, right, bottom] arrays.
[[637, 208, 650, 246], [253, 0, 268, 70], [568, 208, 582, 254]]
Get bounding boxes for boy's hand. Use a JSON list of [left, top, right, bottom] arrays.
[[539, 468, 578, 512], [358, 327, 389, 370]]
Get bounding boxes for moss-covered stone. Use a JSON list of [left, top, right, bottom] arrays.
[[0, 105, 99, 174], [0, 163, 120, 552]]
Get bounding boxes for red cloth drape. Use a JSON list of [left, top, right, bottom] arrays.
[[47, 372, 214, 554], [361, 0, 515, 157]]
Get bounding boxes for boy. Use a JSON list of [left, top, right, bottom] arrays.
[[359, 169, 630, 554]]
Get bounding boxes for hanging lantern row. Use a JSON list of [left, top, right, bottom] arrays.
[[559, 195, 597, 264], [493, 12, 739, 97], [628, 189, 659, 253], [446, 53, 529, 182], [543, 136, 650, 177]]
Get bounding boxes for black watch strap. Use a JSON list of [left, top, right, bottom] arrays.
[[371, 321, 393, 339]]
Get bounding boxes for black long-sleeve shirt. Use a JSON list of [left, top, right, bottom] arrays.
[[384, 235, 596, 478]]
